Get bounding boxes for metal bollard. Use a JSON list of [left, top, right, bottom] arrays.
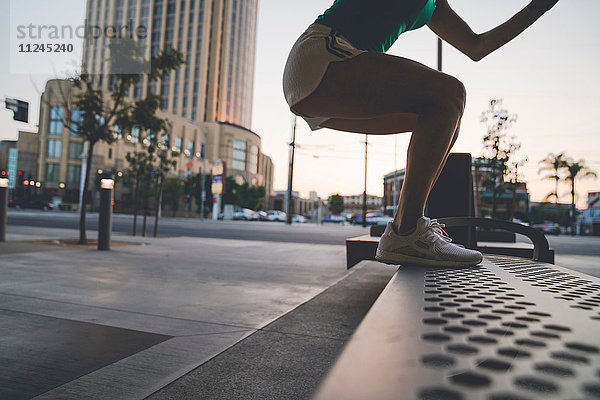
[[0, 178, 8, 242], [98, 175, 114, 251]]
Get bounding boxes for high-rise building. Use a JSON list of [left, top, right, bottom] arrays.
[[83, 0, 257, 128], [30, 0, 272, 214]]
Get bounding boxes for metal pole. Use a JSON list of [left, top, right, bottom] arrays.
[[393, 136, 398, 209], [0, 180, 8, 242], [200, 137, 207, 220], [437, 38, 443, 72], [98, 176, 114, 251], [362, 135, 368, 227], [285, 116, 297, 225]]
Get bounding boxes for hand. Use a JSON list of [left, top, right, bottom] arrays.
[[530, 0, 559, 13]]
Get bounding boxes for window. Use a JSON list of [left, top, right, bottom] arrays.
[[70, 109, 82, 136], [232, 139, 246, 171], [47, 139, 62, 158], [67, 165, 81, 184], [49, 106, 64, 135], [175, 137, 183, 151], [46, 163, 60, 182], [108, 148, 113, 159], [186, 140, 194, 155], [249, 145, 258, 174], [68, 141, 83, 160]]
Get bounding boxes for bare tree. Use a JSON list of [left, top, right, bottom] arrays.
[[480, 99, 519, 219]]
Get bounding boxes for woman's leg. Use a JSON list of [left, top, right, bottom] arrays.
[[293, 52, 466, 233]]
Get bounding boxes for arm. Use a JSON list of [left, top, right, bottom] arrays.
[[427, 0, 559, 62]]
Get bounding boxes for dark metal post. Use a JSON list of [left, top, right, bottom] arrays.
[[362, 135, 368, 227], [200, 137, 207, 220], [285, 116, 296, 225], [437, 38, 443, 71], [0, 178, 8, 242], [98, 175, 114, 251]]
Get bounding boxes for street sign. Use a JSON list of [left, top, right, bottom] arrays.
[[5, 98, 28, 123], [7, 148, 18, 190], [589, 192, 600, 209], [186, 161, 193, 169], [211, 159, 224, 195]]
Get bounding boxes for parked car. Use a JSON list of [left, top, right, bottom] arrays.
[[266, 210, 287, 222], [233, 208, 257, 220], [9, 198, 55, 211], [292, 214, 306, 223], [532, 222, 561, 235], [256, 211, 269, 221], [351, 212, 392, 226], [322, 214, 345, 223]]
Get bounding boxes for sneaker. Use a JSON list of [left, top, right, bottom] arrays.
[[375, 216, 483, 267]]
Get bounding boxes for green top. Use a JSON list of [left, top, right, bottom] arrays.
[[315, 0, 437, 53]]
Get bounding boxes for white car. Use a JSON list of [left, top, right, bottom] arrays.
[[266, 210, 287, 222], [233, 208, 257, 220], [292, 214, 306, 223]]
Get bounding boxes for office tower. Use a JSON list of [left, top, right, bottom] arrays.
[[82, 0, 258, 129]]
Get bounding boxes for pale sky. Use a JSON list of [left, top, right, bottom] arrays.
[[1, 0, 599, 208]]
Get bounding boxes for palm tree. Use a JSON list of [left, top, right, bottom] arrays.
[[538, 152, 568, 205], [565, 159, 597, 235]]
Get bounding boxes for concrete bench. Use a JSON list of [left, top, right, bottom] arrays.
[[314, 255, 600, 399]]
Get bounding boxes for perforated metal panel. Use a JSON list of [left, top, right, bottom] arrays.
[[315, 256, 600, 400]]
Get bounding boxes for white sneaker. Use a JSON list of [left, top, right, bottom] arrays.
[[375, 216, 483, 267]]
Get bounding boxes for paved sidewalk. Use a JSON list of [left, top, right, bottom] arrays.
[[0, 225, 394, 399]]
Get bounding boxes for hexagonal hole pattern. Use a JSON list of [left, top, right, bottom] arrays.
[[468, 335, 498, 345], [550, 351, 590, 364], [534, 362, 575, 378], [565, 342, 600, 353], [447, 344, 478, 356], [514, 338, 546, 348], [498, 347, 531, 359], [422, 333, 452, 343], [423, 318, 448, 326], [444, 326, 471, 334], [449, 370, 491, 388], [513, 376, 559, 393], [582, 382, 600, 398], [418, 387, 463, 400], [421, 354, 456, 369], [476, 358, 512, 372]]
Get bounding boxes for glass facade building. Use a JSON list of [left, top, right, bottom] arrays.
[[83, 0, 257, 129]]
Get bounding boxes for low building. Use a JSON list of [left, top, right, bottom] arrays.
[[342, 194, 382, 214], [0, 130, 40, 199], [582, 191, 600, 236], [383, 158, 530, 220], [270, 190, 316, 217]]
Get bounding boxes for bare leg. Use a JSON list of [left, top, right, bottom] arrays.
[[293, 52, 466, 233]]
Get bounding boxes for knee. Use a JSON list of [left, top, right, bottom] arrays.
[[434, 76, 467, 117]]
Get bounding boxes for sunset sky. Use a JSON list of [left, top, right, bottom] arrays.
[[1, 0, 599, 208]]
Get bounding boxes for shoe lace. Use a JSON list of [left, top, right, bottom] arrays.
[[426, 219, 452, 243]]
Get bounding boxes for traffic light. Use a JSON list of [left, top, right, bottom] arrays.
[[184, 178, 190, 196], [17, 171, 24, 187]]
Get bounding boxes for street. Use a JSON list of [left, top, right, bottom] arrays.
[[6, 210, 367, 246], [6, 209, 600, 256]]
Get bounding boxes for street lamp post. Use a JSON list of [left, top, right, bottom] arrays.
[[0, 178, 8, 242], [98, 174, 114, 251]]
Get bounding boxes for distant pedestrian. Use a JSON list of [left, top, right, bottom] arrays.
[[283, 0, 558, 267]]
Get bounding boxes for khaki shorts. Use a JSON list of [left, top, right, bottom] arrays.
[[282, 23, 365, 130]]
